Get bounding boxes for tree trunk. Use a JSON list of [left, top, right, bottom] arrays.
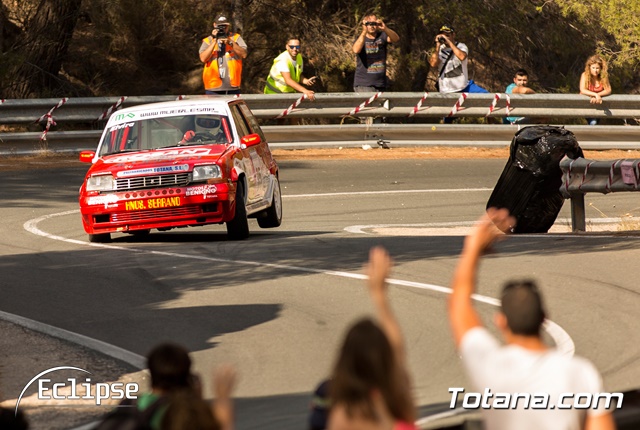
[[7, 0, 82, 98], [232, 0, 244, 34]]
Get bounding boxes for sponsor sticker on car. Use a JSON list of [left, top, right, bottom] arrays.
[[125, 196, 182, 211]]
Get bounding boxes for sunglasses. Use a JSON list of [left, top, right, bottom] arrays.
[[288, 45, 301, 49], [364, 21, 378, 26]]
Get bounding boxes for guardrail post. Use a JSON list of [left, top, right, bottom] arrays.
[[570, 194, 586, 232]]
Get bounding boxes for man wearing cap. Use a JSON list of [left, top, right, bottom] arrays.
[[447, 208, 617, 430], [352, 12, 399, 93], [199, 14, 248, 95], [429, 24, 487, 94], [264, 38, 316, 101]]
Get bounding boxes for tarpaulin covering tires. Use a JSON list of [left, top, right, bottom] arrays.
[[487, 126, 583, 233]]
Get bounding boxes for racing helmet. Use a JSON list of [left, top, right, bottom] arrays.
[[194, 115, 222, 134]]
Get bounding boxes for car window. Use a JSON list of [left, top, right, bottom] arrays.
[[99, 114, 232, 155], [238, 103, 267, 143], [229, 104, 251, 139]]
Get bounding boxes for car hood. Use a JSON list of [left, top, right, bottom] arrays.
[[90, 145, 233, 175]]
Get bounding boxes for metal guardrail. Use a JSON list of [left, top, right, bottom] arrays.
[[3, 93, 640, 123], [2, 93, 640, 154], [560, 156, 640, 231], [3, 124, 640, 155]]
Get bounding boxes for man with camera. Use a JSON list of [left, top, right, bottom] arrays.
[[429, 24, 487, 94], [352, 13, 399, 93], [199, 14, 248, 95]]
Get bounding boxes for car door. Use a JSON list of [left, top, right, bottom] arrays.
[[229, 104, 261, 203]]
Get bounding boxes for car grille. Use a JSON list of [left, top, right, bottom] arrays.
[[111, 206, 201, 222], [115, 173, 191, 191]]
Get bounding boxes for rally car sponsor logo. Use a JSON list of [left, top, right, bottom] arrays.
[[105, 148, 214, 164], [185, 184, 217, 198], [125, 196, 182, 211], [117, 164, 190, 177], [87, 194, 120, 207]]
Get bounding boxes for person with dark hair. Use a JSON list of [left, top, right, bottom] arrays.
[[352, 12, 399, 93], [264, 38, 316, 100], [328, 246, 416, 430], [161, 364, 236, 430], [448, 208, 616, 430], [504, 69, 535, 124], [135, 342, 194, 429]]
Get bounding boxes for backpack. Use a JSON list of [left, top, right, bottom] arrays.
[[94, 397, 167, 430]]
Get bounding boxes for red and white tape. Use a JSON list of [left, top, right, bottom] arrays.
[[408, 92, 429, 117], [486, 93, 502, 117], [505, 94, 511, 116], [276, 93, 308, 119], [37, 97, 68, 124], [176, 95, 186, 101], [0, 99, 5, 104], [37, 98, 69, 142], [97, 96, 128, 121], [346, 92, 383, 117], [448, 93, 467, 117]]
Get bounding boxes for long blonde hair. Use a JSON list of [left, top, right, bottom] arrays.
[[582, 55, 609, 89]]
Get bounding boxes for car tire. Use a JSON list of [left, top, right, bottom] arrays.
[[257, 176, 282, 228], [88, 233, 111, 243], [130, 229, 151, 239], [226, 181, 250, 240]]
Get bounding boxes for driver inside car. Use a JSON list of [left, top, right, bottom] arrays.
[[180, 115, 227, 144]]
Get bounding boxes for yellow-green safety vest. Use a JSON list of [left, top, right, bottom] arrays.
[[264, 51, 303, 94]]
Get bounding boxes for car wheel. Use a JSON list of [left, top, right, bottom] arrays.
[[257, 176, 282, 228], [226, 181, 250, 240], [88, 233, 111, 243], [129, 229, 150, 239]]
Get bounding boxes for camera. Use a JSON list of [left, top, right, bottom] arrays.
[[215, 25, 228, 38], [437, 35, 447, 44]]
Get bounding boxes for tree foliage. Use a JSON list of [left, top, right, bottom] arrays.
[[1, 0, 639, 98]]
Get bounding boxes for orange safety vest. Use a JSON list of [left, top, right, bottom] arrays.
[[202, 33, 243, 89]]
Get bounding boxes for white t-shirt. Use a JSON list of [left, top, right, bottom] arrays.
[[437, 42, 469, 93], [460, 327, 609, 430]]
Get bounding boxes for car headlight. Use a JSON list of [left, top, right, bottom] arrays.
[[86, 174, 114, 192], [192, 165, 221, 181]]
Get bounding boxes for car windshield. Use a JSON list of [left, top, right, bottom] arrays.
[[99, 114, 234, 156]]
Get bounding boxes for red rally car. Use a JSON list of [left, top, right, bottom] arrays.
[[78, 97, 282, 242]]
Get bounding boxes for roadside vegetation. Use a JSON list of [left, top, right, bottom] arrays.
[[1, 0, 639, 99]]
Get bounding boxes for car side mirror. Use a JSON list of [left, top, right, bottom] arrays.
[[241, 134, 262, 148], [79, 151, 96, 163]]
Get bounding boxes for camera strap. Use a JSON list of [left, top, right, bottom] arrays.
[[438, 43, 458, 80]]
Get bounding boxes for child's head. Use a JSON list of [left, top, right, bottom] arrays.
[[513, 69, 529, 86]]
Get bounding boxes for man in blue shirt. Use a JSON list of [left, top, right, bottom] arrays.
[[504, 69, 535, 124]]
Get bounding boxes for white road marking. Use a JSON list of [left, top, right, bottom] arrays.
[[23, 210, 575, 357], [283, 187, 492, 198]]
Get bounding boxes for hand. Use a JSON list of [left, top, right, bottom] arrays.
[[464, 208, 516, 255], [377, 20, 386, 31], [303, 76, 317, 86], [435, 34, 450, 46], [304, 90, 316, 101], [592, 94, 602, 104], [213, 364, 237, 400], [365, 246, 392, 300]]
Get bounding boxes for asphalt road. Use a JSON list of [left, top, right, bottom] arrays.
[[1, 158, 640, 429]]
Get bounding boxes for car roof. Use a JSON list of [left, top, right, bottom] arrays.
[[105, 96, 241, 126], [115, 96, 239, 115]]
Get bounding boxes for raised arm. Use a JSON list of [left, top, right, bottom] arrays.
[[366, 246, 406, 365], [211, 364, 237, 430], [449, 208, 515, 347]]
